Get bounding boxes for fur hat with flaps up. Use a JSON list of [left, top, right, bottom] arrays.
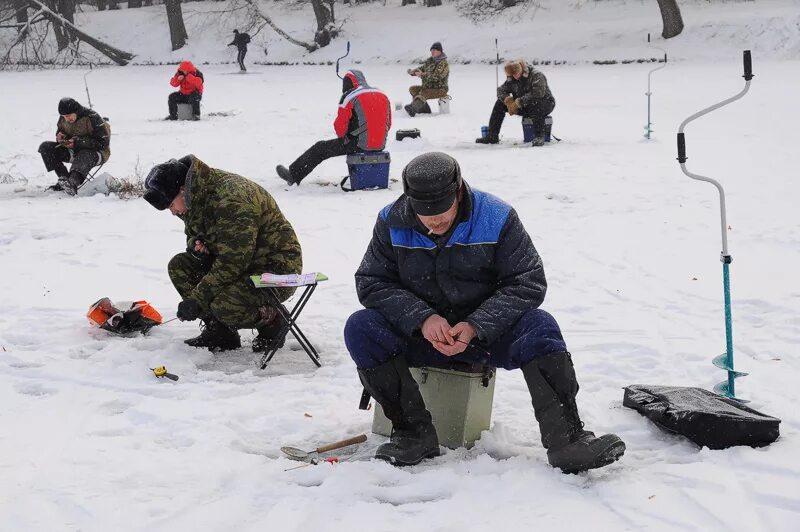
[[143, 158, 190, 210], [503, 60, 527, 78]]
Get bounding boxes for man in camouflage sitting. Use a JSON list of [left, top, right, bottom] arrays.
[[143, 155, 303, 352], [404, 41, 450, 117]]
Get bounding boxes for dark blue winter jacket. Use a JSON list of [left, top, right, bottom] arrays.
[[354, 183, 547, 344]]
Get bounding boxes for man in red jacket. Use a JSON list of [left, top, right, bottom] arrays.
[[276, 70, 391, 186], [166, 60, 204, 121]]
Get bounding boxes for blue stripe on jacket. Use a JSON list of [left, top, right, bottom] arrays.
[[380, 190, 512, 249]]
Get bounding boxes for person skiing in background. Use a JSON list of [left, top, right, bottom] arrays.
[[228, 29, 251, 72], [276, 70, 391, 186], [475, 60, 555, 146], [165, 61, 204, 121], [344, 152, 625, 471], [142, 155, 303, 353], [405, 41, 450, 117], [38, 97, 110, 195]]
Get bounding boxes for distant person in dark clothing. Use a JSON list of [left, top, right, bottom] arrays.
[[39, 97, 110, 195], [228, 29, 251, 72], [166, 60, 204, 121]]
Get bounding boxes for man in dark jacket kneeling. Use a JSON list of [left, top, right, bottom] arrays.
[[344, 152, 625, 472]]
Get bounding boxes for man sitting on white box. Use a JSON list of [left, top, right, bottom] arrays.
[[344, 152, 625, 471], [276, 70, 391, 186]]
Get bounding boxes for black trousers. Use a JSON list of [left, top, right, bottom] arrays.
[[168, 91, 202, 118], [488, 98, 556, 137], [289, 137, 360, 183], [237, 47, 247, 70], [38, 141, 100, 179]]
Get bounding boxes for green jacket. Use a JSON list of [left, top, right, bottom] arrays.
[[497, 63, 555, 107], [180, 156, 303, 306], [418, 56, 449, 91], [57, 108, 111, 163]]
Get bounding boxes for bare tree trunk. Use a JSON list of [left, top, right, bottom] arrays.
[[129, 0, 142, 8], [241, 0, 317, 52], [310, 0, 336, 47], [97, 0, 106, 11], [46, 0, 75, 51], [24, 0, 135, 64], [15, 0, 29, 35], [164, 0, 188, 51], [656, 0, 684, 39]]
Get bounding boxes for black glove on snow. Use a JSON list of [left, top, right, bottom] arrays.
[[177, 299, 202, 321]]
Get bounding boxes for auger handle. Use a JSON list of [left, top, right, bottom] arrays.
[[315, 434, 367, 453], [677, 132, 686, 163], [743, 50, 753, 81]]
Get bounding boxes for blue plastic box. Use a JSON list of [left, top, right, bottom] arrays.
[[346, 152, 391, 190], [522, 116, 553, 143]]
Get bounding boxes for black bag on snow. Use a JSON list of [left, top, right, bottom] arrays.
[[623, 385, 780, 450]]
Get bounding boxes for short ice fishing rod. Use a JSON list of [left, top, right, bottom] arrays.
[[676, 50, 754, 399], [84, 63, 94, 109]]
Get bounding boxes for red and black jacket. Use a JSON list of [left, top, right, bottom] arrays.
[[334, 70, 391, 151], [170, 60, 204, 96]]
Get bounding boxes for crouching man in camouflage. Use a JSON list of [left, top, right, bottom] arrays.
[[143, 155, 303, 352], [404, 41, 450, 117]]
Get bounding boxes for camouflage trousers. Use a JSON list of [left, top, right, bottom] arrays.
[[409, 86, 449, 102], [168, 252, 296, 330]]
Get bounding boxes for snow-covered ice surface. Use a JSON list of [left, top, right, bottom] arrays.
[[1, 58, 799, 530]]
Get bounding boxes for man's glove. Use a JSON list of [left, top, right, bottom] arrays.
[[177, 299, 202, 321], [505, 96, 521, 115]]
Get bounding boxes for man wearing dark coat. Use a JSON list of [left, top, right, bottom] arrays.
[[476, 60, 556, 146], [228, 29, 251, 72], [344, 152, 625, 471], [38, 97, 110, 195]]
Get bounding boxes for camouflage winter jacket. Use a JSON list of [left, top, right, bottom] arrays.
[[179, 155, 303, 306], [497, 63, 555, 108], [57, 107, 111, 163], [418, 55, 449, 91]]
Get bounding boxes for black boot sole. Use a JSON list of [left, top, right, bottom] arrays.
[[554, 438, 626, 474], [375, 446, 440, 467]]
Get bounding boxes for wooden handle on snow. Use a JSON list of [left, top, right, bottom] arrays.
[[315, 434, 367, 453]]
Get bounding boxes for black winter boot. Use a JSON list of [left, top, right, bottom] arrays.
[[522, 352, 625, 473], [184, 317, 241, 352], [276, 165, 297, 186], [252, 308, 287, 353], [531, 118, 546, 147], [404, 103, 416, 117], [414, 99, 432, 114], [358, 357, 440, 466], [475, 134, 499, 144], [63, 171, 85, 196]]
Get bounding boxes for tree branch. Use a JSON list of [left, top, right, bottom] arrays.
[[23, 0, 135, 64], [240, 0, 317, 52]]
